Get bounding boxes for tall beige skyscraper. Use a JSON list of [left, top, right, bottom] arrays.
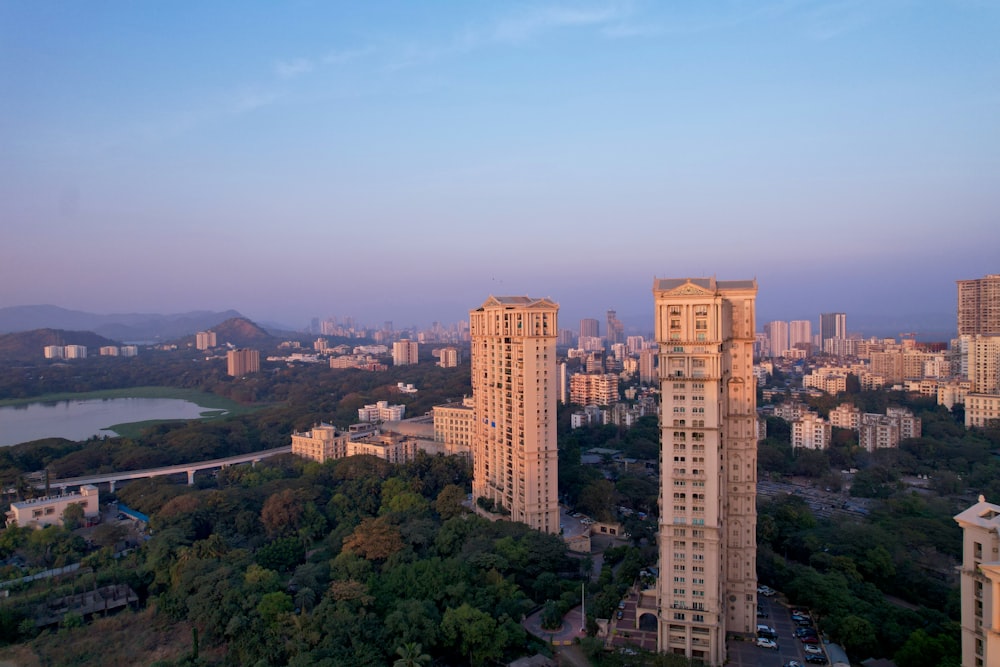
[[958, 274, 1000, 336], [955, 496, 1000, 667], [470, 296, 559, 534], [653, 277, 758, 665]]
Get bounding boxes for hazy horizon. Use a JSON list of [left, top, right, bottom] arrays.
[[2, 3, 996, 337]]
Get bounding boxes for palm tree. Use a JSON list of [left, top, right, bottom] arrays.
[[393, 642, 431, 667]]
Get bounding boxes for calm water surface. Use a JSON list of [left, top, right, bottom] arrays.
[[0, 398, 218, 447]]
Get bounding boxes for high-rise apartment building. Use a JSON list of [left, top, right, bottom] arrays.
[[580, 318, 600, 340], [820, 313, 847, 351], [789, 320, 812, 351], [392, 340, 419, 366], [652, 277, 758, 664], [196, 331, 217, 350], [764, 320, 788, 358], [470, 296, 559, 534], [954, 496, 1000, 667], [958, 275, 1000, 336], [607, 309, 624, 346], [639, 348, 658, 384], [438, 346, 460, 368], [227, 348, 260, 377]]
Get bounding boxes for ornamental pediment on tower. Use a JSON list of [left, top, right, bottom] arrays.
[[653, 278, 716, 296], [476, 295, 559, 310]]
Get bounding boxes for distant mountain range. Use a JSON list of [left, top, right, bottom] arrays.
[[0, 315, 284, 362], [182, 317, 278, 349], [0, 305, 245, 341]]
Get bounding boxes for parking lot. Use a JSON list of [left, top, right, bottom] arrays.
[[725, 593, 830, 667]]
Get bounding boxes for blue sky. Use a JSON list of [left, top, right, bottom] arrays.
[[1, 1, 997, 336]]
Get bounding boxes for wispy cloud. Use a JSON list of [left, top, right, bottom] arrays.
[[490, 4, 629, 43], [230, 87, 281, 114], [322, 46, 375, 65], [381, 2, 634, 71], [601, 22, 663, 39], [274, 58, 315, 79], [799, 0, 882, 40]]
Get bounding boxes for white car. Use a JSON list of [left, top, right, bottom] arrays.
[[755, 637, 778, 650], [757, 585, 776, 597], [804, 644, 824, 655]]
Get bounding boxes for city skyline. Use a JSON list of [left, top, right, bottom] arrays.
[[2, 2, 997, 332]]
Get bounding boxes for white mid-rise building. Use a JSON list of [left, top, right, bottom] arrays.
[[64, 345, 87, 359], [392, 340, 419, 366], [829, 403, 862, 430], [792, 412, 831, 450]]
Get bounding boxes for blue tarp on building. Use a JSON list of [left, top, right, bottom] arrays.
[[118, 504, 149, 523]]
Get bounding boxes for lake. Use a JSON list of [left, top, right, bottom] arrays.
[[0, 397, 221, 447]]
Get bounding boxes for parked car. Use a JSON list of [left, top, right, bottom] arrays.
[[757, 585, 776, 597], [783, 662, 802, 667], [755, 637, 778, 650], [804, 644, 823, 655], [801, 635, 820, 644], [618, 601, 626, 610], [795, 627, 817, 639], [756, 624, 777, 639], [805, 656, 828, 665]]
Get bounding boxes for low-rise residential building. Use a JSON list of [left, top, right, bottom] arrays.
[[938, 379, 972, 410], [6, 485, 99, 529], [571, 405, 605, 428], [858, 407, 921, 452], [291, 423, 351, 463], [357, 401, 406, 423], [433, 398, 474, 456], [329, 354, 387, 371], [966, 394, 1000, 429], [772, 401, 808, 422], [802, 368, 848, 394], [347, 432, 419, 464]]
